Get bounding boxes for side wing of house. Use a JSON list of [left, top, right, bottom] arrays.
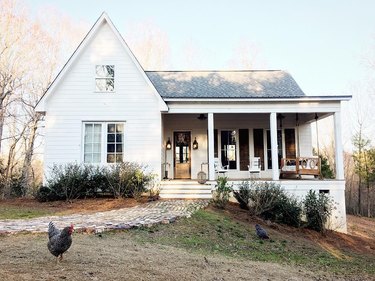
[[39, 17, 165, 179]]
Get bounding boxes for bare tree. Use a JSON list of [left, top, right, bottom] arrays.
[[0, 0, 85, 198], [226, 39, 266, 69], [124, 20, 170, 70]]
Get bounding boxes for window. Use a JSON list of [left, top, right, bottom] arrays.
[[106, 123, 123, 163], [253, 129, 264, 170], [83, 122, 124, 164], [95, 65, 114, 92], [220, 130, 237, 169], [84, 123, 102, 163], [266, 128, 296, 170], [267, 130, 282, 169]]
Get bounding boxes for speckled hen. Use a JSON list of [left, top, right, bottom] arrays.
[[47, 222, 73, 262]]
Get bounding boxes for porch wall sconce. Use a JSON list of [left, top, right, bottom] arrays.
[[192, 137, 198, 150], [166, 138, 172, 150]]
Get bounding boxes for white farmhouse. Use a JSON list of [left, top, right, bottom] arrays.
[[36, 13, 350, 232]]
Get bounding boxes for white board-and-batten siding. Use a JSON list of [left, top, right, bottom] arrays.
[[43, 21, 162, 179]]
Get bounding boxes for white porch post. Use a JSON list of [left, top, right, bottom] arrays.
[[270, 112, 279, 180], [334, 111, 345, 180], [208, 113, 215, 181]]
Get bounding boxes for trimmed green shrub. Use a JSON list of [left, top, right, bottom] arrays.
[[233, 181, 302, 227], [212, 176, 232, 209], [36, 162, 153, 202], [105, 162, 153, 199], [233, 181, 251, 210], [303, 190, 333, 233], [36, 163, 100, 201]]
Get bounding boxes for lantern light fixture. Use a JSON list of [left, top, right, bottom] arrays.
[[166, 137, 172, 150], [192, 137, 198, 150]]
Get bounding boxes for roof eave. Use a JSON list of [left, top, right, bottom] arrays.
[[162, 95, 352, 102]]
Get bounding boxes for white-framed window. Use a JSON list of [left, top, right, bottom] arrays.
[[83, 122, 124, 164], [95, 65, 114, 92], [220, 130, 238, 170]]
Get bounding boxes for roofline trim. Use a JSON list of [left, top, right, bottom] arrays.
[[163, 96, 352, 102]]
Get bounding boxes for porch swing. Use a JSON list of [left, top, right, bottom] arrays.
[[279, 113, 321, 179]]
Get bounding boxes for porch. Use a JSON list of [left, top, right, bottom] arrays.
[[161, 110, 344, 182]]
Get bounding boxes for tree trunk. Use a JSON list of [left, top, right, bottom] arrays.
[[358, 179, 362, 215], [367, 182, 371, 217], [3, 142, 16, 199], [20, 117, 39, 196], [0, 105, 4, 154]]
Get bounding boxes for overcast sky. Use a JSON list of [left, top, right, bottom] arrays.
[[25, 0, 375, 98]]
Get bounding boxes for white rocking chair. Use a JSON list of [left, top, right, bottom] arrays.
[[248, 157, 261, 179], [214, 158, 229, 176]]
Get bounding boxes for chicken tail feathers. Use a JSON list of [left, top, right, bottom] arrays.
[[48, 221, 60, 239]]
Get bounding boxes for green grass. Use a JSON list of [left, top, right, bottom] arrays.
[[0, 206, 53, 220], [129, 209, 375, 277]]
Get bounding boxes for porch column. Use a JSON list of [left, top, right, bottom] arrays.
[[208, 113, 215, 181], [334, 111, 344, 180], [270, 112, 279, 180]]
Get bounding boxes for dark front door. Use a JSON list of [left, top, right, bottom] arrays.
[[174, 132, 191, 179]]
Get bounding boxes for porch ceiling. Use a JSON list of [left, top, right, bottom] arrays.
[[162, 112, 332, 126]]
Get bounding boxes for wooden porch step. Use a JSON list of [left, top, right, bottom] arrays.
[[160, 181, 213, 199], [161, 188, 211, 194], [160, 193, 212, 199], [161, 185, 211, 190]]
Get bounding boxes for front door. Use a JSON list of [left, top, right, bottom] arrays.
[[174, 132, 191, 179]]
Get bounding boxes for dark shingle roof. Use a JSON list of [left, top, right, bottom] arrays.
[[145, 70, 306, 99]]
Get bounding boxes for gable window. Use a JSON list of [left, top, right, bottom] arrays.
[[83, 122, 124, 164], [95, 65, 114, 92]]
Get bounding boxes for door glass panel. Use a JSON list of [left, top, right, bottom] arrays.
[[175, 132, 190, 164]]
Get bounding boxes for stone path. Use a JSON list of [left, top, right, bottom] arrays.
[[0, 200, 209, 235]]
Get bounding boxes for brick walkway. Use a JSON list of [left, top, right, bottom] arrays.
[[0, 200, 209, 235]]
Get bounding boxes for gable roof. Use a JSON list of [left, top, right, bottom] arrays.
[[145, 70, 306, 99], [35, 12, 168, 112]]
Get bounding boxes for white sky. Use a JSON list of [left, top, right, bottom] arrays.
[[25, 0, 375, 151]]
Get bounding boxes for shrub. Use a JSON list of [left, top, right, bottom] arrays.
[[233, 181, 251, 210], [303, 190, 333, 233], [36, 162, 154, 202], [105, 162, 153, 199], [212, 176, 232, 209], [320, 156, 334, 179], [36, 163, 98, 201], [233, 181, 302, 227]]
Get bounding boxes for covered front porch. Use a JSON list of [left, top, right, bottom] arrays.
[[161, 109, 344, 182]]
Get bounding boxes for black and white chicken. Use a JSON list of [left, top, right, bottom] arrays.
[[47, 222, 74, 262]]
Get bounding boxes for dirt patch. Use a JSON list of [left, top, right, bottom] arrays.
[[347, 215, 375, 240], [0, 197, 145, 216], [0, 233, 325, 281]]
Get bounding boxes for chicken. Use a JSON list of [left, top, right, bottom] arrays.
[[255, 224, 269, 239], [47, 222, 74, 262]]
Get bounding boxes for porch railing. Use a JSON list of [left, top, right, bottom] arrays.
[[280, 157, 321, 179]]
